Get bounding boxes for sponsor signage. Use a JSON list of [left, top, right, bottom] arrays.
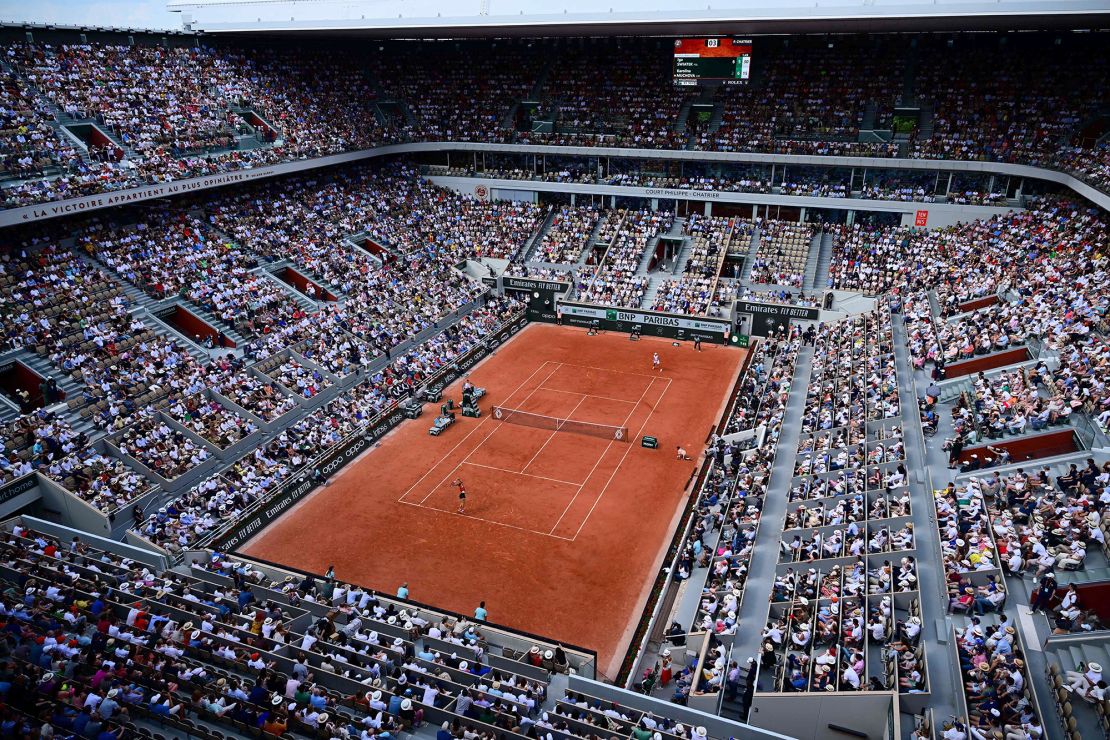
[[0, 473, 38, 506], [736, 301, 821, 321], [502, 276, 571, 293], [212, 313, 528, 553], [0, 147, 388, 227], [915, 209, 929, 227], [214, 406, 406, 551], [555, 301, 731, 343], [644, 188, 723, 200], [560, 302, 731, 333]]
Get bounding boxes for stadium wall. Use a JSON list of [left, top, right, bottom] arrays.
[[6, 141, 1110, 228], [555, 300, 733, 343], [426, 174, 1022, 224], [0, 473, 40, 520], [566, 674, 792, 740]]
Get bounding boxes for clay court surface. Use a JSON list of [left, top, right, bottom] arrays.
[[242, 323, 744, 677]]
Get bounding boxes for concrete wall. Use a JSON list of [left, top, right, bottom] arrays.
[[428, 175, 1019, 226], [8, 139, 1109, 228], [34, 474, 113, 537], [749, 692, 895, 740], [0, 474, 41, 519], [567, 675, 793, 740], [14, 515, 170, 570]]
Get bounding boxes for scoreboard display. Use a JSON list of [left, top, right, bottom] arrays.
[[673, 38, 752, 85]]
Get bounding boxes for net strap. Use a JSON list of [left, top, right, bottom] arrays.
[[492, 405, 629, 442]]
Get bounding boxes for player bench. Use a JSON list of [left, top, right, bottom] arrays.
[[429, 414, 455, 436]]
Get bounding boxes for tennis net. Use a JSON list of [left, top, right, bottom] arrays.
[[491, 405, 629, 442]]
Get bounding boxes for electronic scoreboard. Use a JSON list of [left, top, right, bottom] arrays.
[[673, 38, 752, 85]]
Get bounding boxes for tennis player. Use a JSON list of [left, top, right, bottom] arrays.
[[452, 478, 467, 513], [652, 352, 662, 372]]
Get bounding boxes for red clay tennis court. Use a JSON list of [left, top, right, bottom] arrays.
[[241, 323, 744, 677]]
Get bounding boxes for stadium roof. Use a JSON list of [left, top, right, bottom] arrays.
[[169, 0, 1110, 37]]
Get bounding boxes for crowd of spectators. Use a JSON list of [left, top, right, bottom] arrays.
[[10, 44, 242, 157], [0, 70, 80, 179], [534, 40, 686, 149], [0, 522, 591, 740], [2, 32, 1109, 209], [534, 205, 601, 264], [577, 208, 671, 308], [952, 613, 1041, 738], [139, 296, 523, 551], [112, 410, 212, 483], [749, 221, 817, 288], [370, 42, 541, 143], [1, 40, 397, 207], [738, 287, 820, 309], [165, 395, 259, 450], [665, 326, 800, 706], [650, 215, 752, 316]]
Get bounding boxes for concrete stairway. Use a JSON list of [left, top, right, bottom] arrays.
[[71, 250, 169, 313], [640, 276, 666, 309], [19, 350, 84, 402], [739, 229, 760, 283], [527, 61, 551, 102], [675, 99, 694, 135], [729, 346, 814, 693], [174, 300, 250, 349], [860, 101, 879, 131], [254, 268, 320, 313], [811, 231, 835, 291], [520, 208, 556, 262], [0, 398, 20, 424], [801, 231, 822, 290], [917, 104, 935, 140], [16, 350, 99, 438], [707, 100, 725, 132], [899, 39, 920, 107], [667, 237, 695, 276]]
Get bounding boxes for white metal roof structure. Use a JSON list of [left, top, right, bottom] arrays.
[[168, 0, 1110, 37]]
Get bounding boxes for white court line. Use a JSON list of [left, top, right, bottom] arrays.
[[547, 376, 662, 535], [414, 362, 564, 505], [569, 377, 672, 539], [508, 362, 565, 410], [397, 360, 554, 503], [398, 499, 575, 541], [538, 386, 640, 406], [519, 393, 589, 476], [554, 361, 672, 381], [461, 461, 584, 487]]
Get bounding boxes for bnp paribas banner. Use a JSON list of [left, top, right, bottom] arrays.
[[556, 301, 731, 342]]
